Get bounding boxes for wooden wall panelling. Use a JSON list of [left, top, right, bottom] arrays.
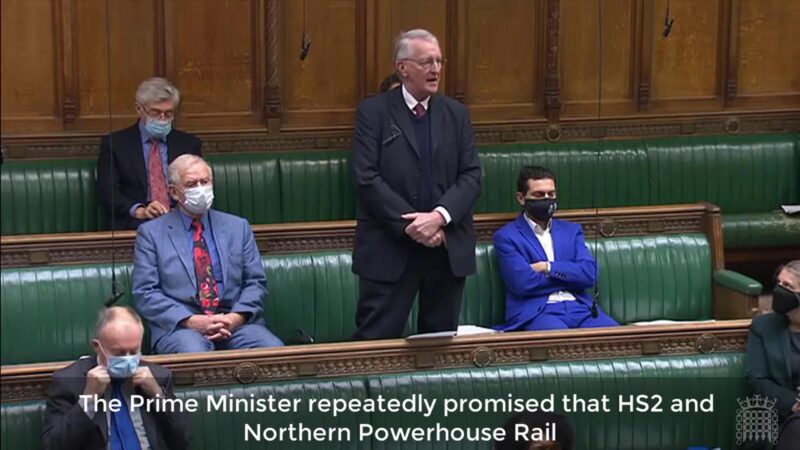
[[637, 0, 653, 110], [163, 0, 263, 131], [369, 0, 448, 98], [733, 0, 800, 109], [560, 0, 640, 118], [280, 0, 358, 130], [0, 0, 61, 134], [648, 0, 725, 113], [464, 0, 544, 124], [71, 0, 157, 134]]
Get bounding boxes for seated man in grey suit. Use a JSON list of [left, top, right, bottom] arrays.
[[132, 154, 283, 353]]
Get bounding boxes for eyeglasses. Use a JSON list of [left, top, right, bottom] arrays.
[[403, 57, 445, 70], [138, 104, 175, 120]]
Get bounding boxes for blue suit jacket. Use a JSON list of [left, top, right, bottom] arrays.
[[132, 209, 267, 347], [493, 214, 597, 331]]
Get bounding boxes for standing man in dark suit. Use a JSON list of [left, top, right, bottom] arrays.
[[42, 307, 190, 450], [97, 77, 202, 230], [351, 29, 481, 340]]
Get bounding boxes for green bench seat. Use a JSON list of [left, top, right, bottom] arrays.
[[1, 232, 758, 365], [0, 352, 747, 450]]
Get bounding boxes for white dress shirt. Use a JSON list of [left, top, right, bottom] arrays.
[[523, 214, 576, 303]]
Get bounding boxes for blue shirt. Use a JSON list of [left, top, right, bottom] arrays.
[[177, 208, 224, 295], [129, 121, 170, 216]]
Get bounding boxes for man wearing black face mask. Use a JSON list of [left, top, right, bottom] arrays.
[[746, 260, 800, 449], [493, 166, 618, 331]]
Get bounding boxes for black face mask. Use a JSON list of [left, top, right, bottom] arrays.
[[772, 284, 800, 315], [524, 198, 557, 222]]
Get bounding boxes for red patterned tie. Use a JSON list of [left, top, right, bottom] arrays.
[[413, 102, 426, 118], [148, 139, 170, 206], [192, 219, 220, 315]]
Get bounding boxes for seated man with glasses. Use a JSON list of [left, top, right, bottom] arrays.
[[97, 77, 202, 230], [493, 166, 619, 331]]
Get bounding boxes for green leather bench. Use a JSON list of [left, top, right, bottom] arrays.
[[0, 352, 747, 450], [1, 232, 760, 365], [2, 134, 796, 251]]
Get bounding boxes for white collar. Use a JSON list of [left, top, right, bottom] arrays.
[[401, 84, 430, 112], [523, 213, 551, 236]]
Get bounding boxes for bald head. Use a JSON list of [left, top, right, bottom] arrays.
[[93, 307, 144, 362]]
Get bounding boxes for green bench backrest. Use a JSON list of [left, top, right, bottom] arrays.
[[0, 263, 135, 365], [0, 159, 105, 235], [277, 150, 356, 222], [2, 133, 796, 236], [206, 153, 282, 224], [478, 140, 651, 212], [1, 234, 714, 365], [592, 233, 713, 322], [645, 134, 800, 213], [0, 353, 746, 450]]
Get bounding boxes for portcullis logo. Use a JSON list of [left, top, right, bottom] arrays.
[[735, 395, 779, 446]]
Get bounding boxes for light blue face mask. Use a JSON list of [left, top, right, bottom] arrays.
[[99, 343, 141, 378], [145, 117, 172, 139]]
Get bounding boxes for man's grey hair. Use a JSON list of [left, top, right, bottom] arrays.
[[135, 77, 181, 107], [783, 260, 800, 280], [394, 29, 439, 62], [168, 154, 212, 186], [95, 306, 143, 339]]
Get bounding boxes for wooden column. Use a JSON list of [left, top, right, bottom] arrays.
[[265, 0, 282, 132], [543, 0, 561, 122]]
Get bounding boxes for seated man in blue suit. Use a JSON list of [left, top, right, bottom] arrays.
[[493, 166, 619, 331], [133, 154, 283, 353]]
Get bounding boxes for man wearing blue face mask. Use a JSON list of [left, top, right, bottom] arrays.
[[97, 77, 202, 230], [493, 166, 619, 332], [132, 154, 283, 354], [42, 307, 190, 450]]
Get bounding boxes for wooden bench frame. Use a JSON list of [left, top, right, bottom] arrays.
[[2, 203, 725, 266], [1, 320, 750, 403]]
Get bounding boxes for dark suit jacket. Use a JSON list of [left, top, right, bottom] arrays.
[[351, 87, 481, 282], [96, 123, 202, 230], [42, 356, 190, 450], [746, 313, 798, 420], [493, 215, 598, 331]]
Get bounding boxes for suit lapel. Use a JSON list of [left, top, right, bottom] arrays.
[[165, 131, 180, 162], [514, 214, 547, 261], [208, 210, 229, 294], [779, 325, 792, 379], [390, 88, 419, 158], [429, 94, 444, 155], [165, 211, 196, 286], [125, 123, 148, 191], [550, 220, 566, 262]]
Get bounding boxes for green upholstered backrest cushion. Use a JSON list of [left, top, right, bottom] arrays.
[[477, 140, 650, 213], [0, 159, 103, 235], [0, 401, 44, 450], [205, 153, 282, 224], [591, 233, 714, 323], [367, 353, 746, 450], [277, 150, 356, 222], [645, 133, 800, 213], [0, 263, 135, 365], [0, 353, 745, 450], [0, 233, 714, 364], [177, 378, 371, 450], [263, 251, 359, 344]]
